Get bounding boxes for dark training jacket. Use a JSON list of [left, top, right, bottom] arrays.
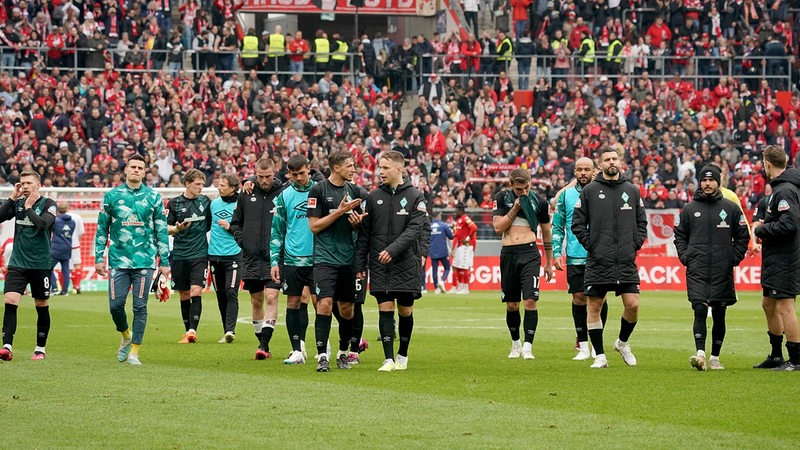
[[229, 178, 284, 280], [674, 190, 750, 303], [355, 180, 430, 294], [571, 176, 648, 286], [755, 167, 800, 296]]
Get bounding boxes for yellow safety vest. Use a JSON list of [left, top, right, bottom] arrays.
[[314, 38, 330, 63], [268, 34, 285, 57], [496, 37, 513, 61], [580, 38, 595, 63], [242, 35, 259, 59], [606, 39, 622, 63], [332, 39, 348, 61]]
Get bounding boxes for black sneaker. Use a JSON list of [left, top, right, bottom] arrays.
[[336, 354, 351, 370], [317, 355, 330, 372], [753, 355, 785, 369], [770, 361, 799, 371]]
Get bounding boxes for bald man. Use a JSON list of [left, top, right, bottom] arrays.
[[552, 157, 607, 360]]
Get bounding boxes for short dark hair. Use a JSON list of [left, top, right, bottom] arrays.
[[328, 150, 352, 169], [128, 154, 146, 165], [379, 150, 405, 166], [183, 168, 206, 185], [256, 157, 275, 170], [219, 173, 239, 188], [763, 144, 787, 169], [509, 168, 530, 185], [287, 155, 310, 171]]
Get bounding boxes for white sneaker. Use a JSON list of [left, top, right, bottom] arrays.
[[573, 349, 592, 361], [378, 358, 395, 372], [508, 342, 523, 359], [283, 350, 305, 365], [521, 349, 535, 360], [395, 355, 408, 370], [217, 335, 227, 344], [590, 354, 608, 368], [437, 282, 446, 293], [448, 287, 460, 294], [300, 340, 307, 359], [708, 356, 724, 370], [224, 331, 235, 343], [456, 287, 469, 295], [614, 339, 637, 366], [689, 354, 707, 371]]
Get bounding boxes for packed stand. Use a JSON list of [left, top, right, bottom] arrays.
[[0, 0, 798, 228]]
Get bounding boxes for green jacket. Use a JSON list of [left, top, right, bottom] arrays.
[[95, 183, 170, 269]]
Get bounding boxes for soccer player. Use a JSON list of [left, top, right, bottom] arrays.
[[94, 155, 171, 365], [492, 168, 553, 360], [50, 202, 76, 295], [270, 155, 317, 366], [356, 150, 430, 372], [167, 169, 212, 344], [0, 170, 57, 361], [230, 157, 284, 360], [553, 157, 608, 360], [752, 145, 800, 371], [572, 149, 648, 369], [674, 165, 750, 371], [307, 150, 370, 372], [428, 210, 453, 294], [209, 173, 242, 343], [450, 203, 477, 294]]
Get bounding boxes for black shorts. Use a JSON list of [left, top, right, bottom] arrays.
[[763, 288, 796, 300], [282, 265, 314, 297], [500, 243, 541, 302], [314, 264, 357, 303], [171, 258, 208, 291], [243, 278, 281, 293], [374, 292, 418, 307], [584, 283, 640, 299], [4, 267, 51, 299], [566, 265, 586, 294]]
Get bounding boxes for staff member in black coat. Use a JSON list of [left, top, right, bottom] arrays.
[[752, 145, 800, 371], [674, 165, 750, 371], [572, 149, 648, 369], [356, 150, 430, 373], [229, 157, 285, 360]]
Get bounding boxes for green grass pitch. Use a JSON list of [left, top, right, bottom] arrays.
[[1, 290, 799, 448]]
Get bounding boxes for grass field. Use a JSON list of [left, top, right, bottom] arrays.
[[1, 289, 799, 449]]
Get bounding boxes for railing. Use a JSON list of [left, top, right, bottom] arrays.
[[1, 45, 793, 94]]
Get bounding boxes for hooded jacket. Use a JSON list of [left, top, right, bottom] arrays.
[[571, 175, 648, 286], [754, 167, 800, 295], [355, 180, 430, 294], [229, 178, 283, 280], [674, 189, 750, 303], [51, 213, 77, 261]]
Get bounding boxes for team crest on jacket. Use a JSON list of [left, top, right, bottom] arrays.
[[778, 200, 790, 211], [717, 209, 729, 228], [307, 198, 317, 208], [620, 192, 631, 210]]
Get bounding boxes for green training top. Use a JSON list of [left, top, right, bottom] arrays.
[[167, 194, 211, 260]]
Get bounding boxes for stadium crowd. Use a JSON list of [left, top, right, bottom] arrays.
[[0, 0, 798, 220]]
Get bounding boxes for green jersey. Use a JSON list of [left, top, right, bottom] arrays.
[[0, 197, 57, 269], [95, 183, 170, 269], [306, 180, 368, 266], [167, 194, 211, 260]]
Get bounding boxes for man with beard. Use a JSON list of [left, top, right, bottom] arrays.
[[752, 145, 800, 371], [229, 157, 285, 360], [572, 149, 648, 369], [674, 165, 750, 371], [553, 157, 608, 361]]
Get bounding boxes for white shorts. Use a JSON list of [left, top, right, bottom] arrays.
[[451, 245, 474, 270], [70, 247, 82, 266]]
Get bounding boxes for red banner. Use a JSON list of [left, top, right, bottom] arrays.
[[427, 255, 764, 291], [241, 0, 420, 15]]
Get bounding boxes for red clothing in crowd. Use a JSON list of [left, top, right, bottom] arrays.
[[452, 213, 477, 251]]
